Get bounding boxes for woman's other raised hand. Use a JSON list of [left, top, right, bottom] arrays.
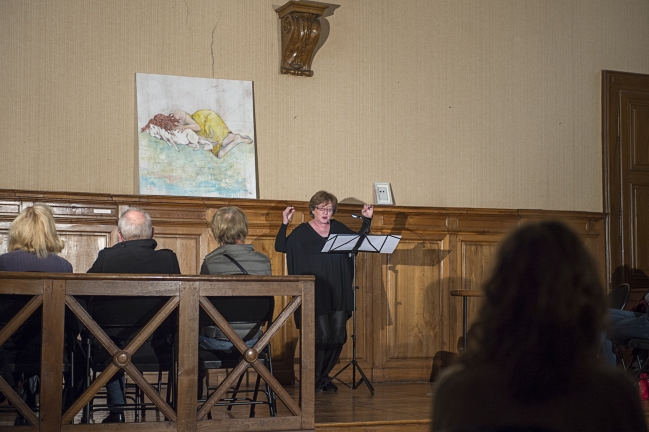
[[283, 206, 295, 225], [361, 204, 374, 219]]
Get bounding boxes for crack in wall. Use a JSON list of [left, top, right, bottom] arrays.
[[211, 9, 222, 78]]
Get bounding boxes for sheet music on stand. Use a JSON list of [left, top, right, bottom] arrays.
[[321, 234, 359, 253], [357, 235, 401, 254], [321, 234, 401, 254]]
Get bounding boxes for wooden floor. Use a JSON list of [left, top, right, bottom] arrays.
[[310, 382, 433, 432], [4, 381, 649, 430], [0, 381, 434, 430]]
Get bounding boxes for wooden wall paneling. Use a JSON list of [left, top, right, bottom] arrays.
[[372, 234, 449, 382], [371, 209, 457, 382], [36, 200, 117, 220], [154, 226, 210, 276], [57, 224, 116, 273], [0, 199, 22, 219], [582, 218, 607, 286], [0, 189, 610, 385], [0, 227, 9, 254], [451, 233, 502, 351]]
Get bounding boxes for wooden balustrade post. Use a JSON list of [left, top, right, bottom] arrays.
[[40, 279, 66, 431], [300, 279, 315, 430], [176, 281, 199, 431]]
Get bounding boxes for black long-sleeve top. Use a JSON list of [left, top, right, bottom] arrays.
[[275, 218, 371, 317]]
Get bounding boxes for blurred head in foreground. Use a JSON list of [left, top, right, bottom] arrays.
[[463, 220, 606, 401]]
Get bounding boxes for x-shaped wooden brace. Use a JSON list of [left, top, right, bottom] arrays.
[[196, 295, 302, 421], [62, 295, 179, 424], [0, 295, 43, 427]]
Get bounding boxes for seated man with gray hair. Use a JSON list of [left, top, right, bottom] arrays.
[[87, 207, 181, 423]]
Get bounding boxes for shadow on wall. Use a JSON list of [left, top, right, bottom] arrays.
[[339, 197, 365, 205], [310, 3, 340, 62]]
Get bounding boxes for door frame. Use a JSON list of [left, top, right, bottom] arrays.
[[602, 70, 649, 291]]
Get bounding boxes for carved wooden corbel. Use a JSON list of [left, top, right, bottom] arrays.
[[275, 1, 329, 77]]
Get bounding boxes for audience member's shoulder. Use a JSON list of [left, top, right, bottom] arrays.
[[433, 363, 469, 393], [0, 250, 12, 266], [0, 250, 18, 270], [254, 250, 271, 262], [156, 247, 179, 256], [53, 254, 73, 272]]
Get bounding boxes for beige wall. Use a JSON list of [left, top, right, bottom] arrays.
[[1, 0, 648, 211]]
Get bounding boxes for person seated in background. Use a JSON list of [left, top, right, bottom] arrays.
[[199, 206, 271, 351], [87, 207, 180, 423], [602, 289, 649, 365], [0, 204, 74, 425], [432, 221, 647, 432]]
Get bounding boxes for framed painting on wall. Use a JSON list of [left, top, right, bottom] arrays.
[[136, 73, 257, 198]]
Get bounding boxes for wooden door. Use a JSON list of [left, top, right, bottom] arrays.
[[603, 71, 649, 299]]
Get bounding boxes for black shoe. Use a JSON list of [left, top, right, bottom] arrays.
[[102, 412, 125, 423], [322, 380, 338, 393]]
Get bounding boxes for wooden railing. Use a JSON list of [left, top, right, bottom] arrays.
[[0, 273, 315, 432]]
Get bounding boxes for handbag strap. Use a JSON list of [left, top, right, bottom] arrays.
[[223, 253, 249, 275]]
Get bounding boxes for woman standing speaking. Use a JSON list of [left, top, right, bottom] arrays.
[[275, 191, 373, 392]]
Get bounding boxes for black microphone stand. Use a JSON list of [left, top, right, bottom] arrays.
[[329, 216, 375, 395]]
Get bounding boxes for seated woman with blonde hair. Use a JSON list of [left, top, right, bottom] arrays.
[[199, 206, 271, 351], [0, 204, 72, 424], [0, 204, 72, 272]]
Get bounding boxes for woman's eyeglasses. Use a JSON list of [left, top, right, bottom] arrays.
[[315, 207, 334, 214]]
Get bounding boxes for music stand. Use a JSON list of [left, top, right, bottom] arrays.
[[321, 231, 401, 395]]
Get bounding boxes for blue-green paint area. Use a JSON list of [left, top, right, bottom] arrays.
[[138, 132, 257, 198]]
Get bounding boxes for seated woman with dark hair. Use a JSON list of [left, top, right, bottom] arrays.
[[432, 221, 647, 432]]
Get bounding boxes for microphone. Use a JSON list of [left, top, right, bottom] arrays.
[[351, 214, 364, 219]]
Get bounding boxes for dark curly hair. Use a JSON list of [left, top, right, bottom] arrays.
[[461, 221, 607, 402]]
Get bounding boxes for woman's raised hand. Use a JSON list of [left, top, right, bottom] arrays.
[[361, 204, 374, 218], [283, 206, 295, 225]]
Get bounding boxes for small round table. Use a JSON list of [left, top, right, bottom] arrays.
[[450, 290, 484, 351]]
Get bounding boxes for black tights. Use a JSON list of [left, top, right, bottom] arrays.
[[315, 310, 347, 387]]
